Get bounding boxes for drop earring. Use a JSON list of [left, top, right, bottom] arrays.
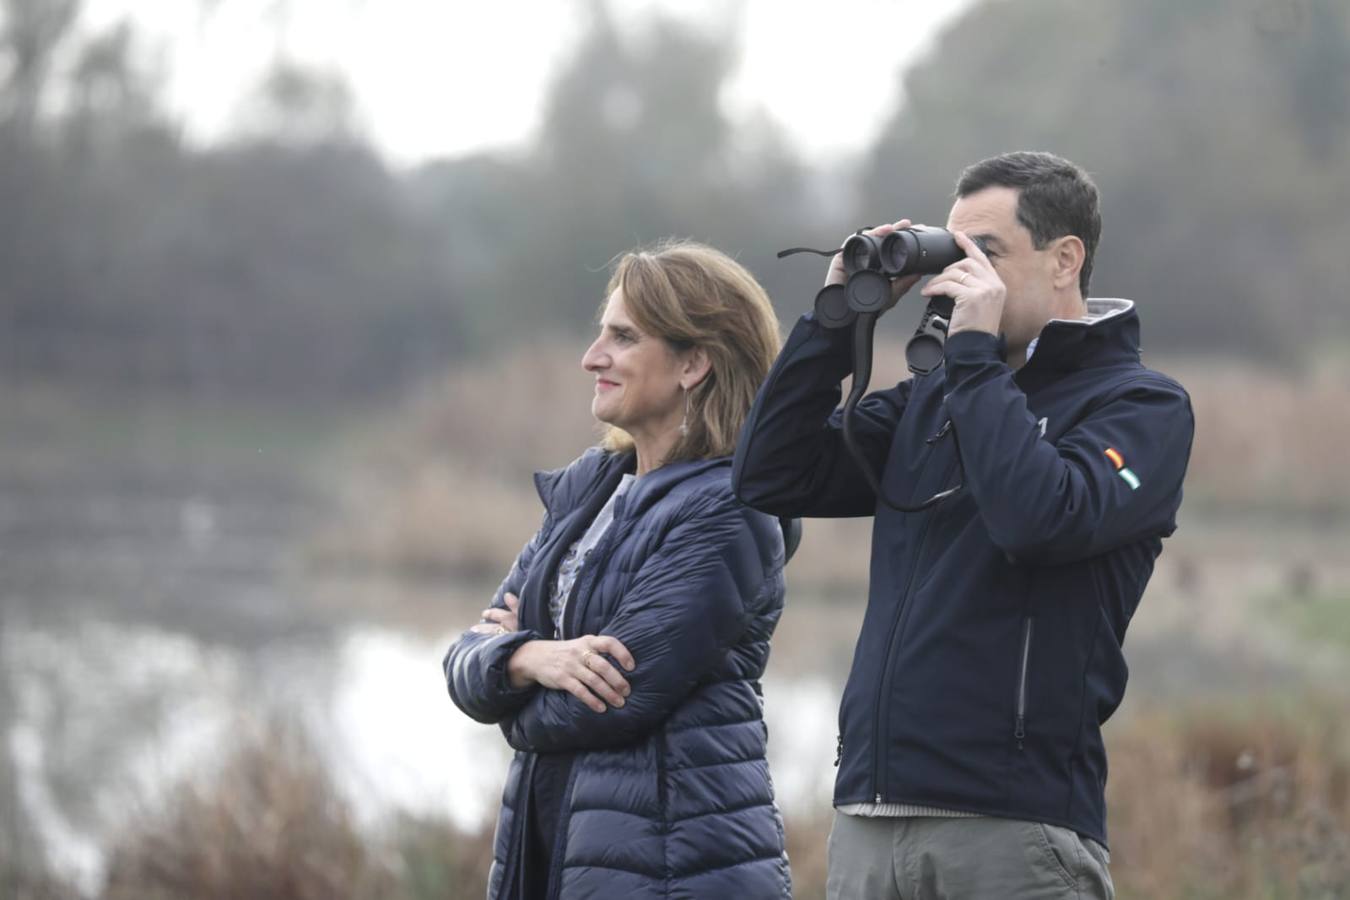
[[679, 385, 690, 437]]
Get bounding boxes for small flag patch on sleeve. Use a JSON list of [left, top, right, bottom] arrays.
[[1104, 447, 1140, 490]]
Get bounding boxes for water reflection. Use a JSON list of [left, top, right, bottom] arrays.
[[3, 617, 841, 890]]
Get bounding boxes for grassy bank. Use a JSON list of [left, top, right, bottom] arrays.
[[6, 700, 1347, 899], [308, 339, 1350, 594]]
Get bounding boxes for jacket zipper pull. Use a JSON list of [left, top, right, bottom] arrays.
[[926, 419, 953, 444], [1015, 617, 1033, 751], [834, 734, 843, 767]]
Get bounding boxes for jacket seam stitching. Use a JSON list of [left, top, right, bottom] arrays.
[[663, 716, 759, 735], [566, 799, 773, 825], [669, 799, 774, 824], [667, 755, 765, 774], [563, 852, 784, 879]]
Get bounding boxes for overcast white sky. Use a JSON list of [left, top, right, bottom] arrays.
[[81, 0, 972, 168]]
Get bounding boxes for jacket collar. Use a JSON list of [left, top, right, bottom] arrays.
[[533, 448, 729, 521], [1018, 297, 1141, 376]]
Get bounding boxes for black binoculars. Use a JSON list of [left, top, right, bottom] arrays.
[[843, 224, 971, 279], [776, 224, 980, 512], [813, 225, 984, 376]]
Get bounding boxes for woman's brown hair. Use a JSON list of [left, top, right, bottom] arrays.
[[600, 240, 781, 464]]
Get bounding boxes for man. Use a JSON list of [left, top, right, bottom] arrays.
[[732, 151, 1193, 899]]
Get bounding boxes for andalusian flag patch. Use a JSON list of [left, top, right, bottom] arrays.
[[1105, 447, 1140, 490]]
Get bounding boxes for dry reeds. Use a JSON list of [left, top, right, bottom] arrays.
[[86, 701, 1350, 900], [102, 718, 390, 900], [1163, 358, 1350, 515], [100, 717, 494, 900], [311, 341, 1350, 587], [306, 341, 599, 581], [1106, 701, 1350, 899]]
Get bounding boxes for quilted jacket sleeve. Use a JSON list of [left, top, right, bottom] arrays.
[[443, 517, 550, 724], [502, 489, 775, 753]]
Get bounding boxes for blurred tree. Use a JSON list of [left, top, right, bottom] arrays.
[[0, 17, 465, 397], [63, 20, 160, 147], [858, 0, 1350, 362], [9, 0, 1345, 399], [413, 1, 826, 347], [237, 60, 360, 146], [0, 0, 81, 133]]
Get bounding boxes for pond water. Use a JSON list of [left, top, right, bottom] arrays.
[[2, 614, 841, 894]]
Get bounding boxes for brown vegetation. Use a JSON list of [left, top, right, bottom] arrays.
[[307, 341, 598, 581], [1163, 357, 1350, 515], [1107, 700, 1350, 899], [102, 719, 390, 900], [24, 702, 1342, 899], [311, 339, 1350, 589]]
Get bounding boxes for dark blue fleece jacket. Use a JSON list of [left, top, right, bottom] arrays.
[[732, 298, 1193, 846]]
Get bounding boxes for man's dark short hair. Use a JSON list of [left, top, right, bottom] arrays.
[[956, 151, 1101, 296]]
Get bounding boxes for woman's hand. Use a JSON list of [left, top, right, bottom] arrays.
[[508, 636, 636, 713], [471, 592, 520, 635]]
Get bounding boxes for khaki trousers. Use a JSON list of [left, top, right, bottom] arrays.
[[826, 812, 1114, 900]]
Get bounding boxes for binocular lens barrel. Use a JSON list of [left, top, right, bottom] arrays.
[[842, 233, 882, 276], [843, 226, 976, 278], [881, 227, 971, 277]]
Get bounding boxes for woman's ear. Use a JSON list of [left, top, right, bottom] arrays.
[[680, 347, 712, 391]]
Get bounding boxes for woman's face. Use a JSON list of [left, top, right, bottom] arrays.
[[582, 289, 687, 436]]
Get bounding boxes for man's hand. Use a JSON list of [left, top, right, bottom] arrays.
[[920, 230, 1006, 337], [825, 219, 922, 305], [507, 636, 636, 713]]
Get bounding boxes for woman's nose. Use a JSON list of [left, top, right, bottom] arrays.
[[582, 338, 607, 372]]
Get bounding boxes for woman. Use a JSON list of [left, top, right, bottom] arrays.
[[443, 240, 795, 899]]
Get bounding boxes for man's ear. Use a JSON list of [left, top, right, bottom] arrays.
[[1051, 235, 1086, 291], [681, 346, 712, 391]]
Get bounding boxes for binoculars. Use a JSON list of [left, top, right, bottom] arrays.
[[776, 224, 979, 512], [813, 225, 984, 376]]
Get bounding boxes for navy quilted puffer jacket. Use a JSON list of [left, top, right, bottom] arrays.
[[444, 447, 793, 899]]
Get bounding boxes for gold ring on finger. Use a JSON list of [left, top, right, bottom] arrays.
[[581, 649, 595, 669], [958, 271, 968, 285]]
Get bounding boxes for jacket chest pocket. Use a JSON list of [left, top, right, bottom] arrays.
[[882, 417, 960, 510]]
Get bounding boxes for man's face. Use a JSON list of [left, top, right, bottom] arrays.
[[946, 186, 1062, 355]]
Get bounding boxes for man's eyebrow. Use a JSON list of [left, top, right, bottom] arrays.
[[973, 233, 1004, 251]]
